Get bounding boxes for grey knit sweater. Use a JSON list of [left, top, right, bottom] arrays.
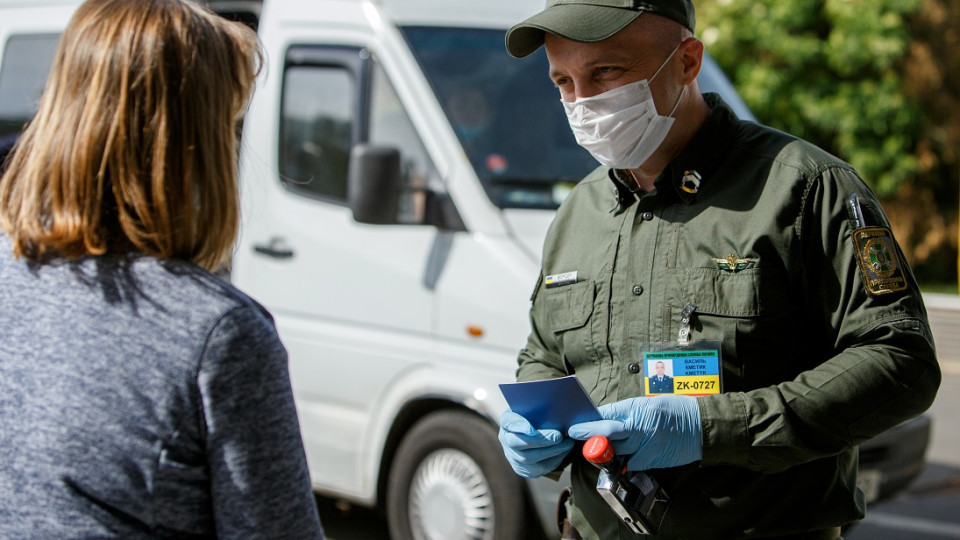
[[0, 235, 324, 539]]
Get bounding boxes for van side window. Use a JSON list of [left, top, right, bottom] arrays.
[[0, 34, 60, 139], [279, 65, 354, 202], [278, 47, 438, 221], [368, 62, 437, 223]]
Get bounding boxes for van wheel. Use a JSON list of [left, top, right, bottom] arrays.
[[387, 410, 528, 540]]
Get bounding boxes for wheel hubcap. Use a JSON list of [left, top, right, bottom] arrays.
[[408, 448, 495, 540]]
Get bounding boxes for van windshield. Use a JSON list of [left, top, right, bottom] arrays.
[[401, 27, 755, 210], [402, 27, 594, 210]]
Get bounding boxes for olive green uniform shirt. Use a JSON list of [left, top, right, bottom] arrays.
[[518, 95, 940, 539]]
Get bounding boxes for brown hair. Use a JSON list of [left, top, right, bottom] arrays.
[[0, 0, 262, 270]]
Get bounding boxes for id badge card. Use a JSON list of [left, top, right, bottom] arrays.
[[641, 341, 723, 397]]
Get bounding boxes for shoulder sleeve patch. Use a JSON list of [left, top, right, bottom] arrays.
[[853, 227, 908, 296]]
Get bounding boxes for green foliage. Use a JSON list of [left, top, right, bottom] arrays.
[[697, 0, 922, 196]]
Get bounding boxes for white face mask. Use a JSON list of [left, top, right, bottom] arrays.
[[562, 44, 683, 169]]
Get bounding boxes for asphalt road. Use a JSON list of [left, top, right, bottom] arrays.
[[846, 363, 960, 540], [316, 364, 960, 540]]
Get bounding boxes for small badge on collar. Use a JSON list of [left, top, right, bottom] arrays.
[[681, 170, 701, 194], [714, 254, 756, 272], [853, 227, 907, 295]]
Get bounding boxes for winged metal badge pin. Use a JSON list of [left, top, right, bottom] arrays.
[[714, 254, 755, 272]]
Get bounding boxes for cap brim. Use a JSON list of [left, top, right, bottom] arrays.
[[505, 4, 642, 58]]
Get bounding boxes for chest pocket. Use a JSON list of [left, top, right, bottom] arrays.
[[681, 268, 780, 317], [542, 280, 595, 332], [540, 280, 597, 376], [680, 268, 794, 390]]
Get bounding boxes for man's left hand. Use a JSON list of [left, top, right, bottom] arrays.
[[568, 395, 703, 471]]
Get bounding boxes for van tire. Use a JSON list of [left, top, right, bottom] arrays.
[[387, 410, 529, 540]]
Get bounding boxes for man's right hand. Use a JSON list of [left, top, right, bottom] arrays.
[[498, 410, 574, 478]]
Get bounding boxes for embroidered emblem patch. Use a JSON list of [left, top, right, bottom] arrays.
[[714, 254, 756, 272], [853, 227, 907, 296]]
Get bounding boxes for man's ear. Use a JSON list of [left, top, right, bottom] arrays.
[[679, 37, 704, 84]]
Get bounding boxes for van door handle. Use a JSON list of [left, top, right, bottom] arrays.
[[253, 237, 295, 259]]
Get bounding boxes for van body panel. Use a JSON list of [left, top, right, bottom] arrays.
[[432, 232, 537, 348], [501, 208, 560, 261], [235, 0, 537, 518]]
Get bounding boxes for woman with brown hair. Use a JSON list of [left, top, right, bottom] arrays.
[[0, 0, 324, 537]]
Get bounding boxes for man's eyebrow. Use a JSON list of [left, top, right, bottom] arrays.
[[549, 55, 635, 80]]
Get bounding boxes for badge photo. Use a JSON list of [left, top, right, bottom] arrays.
[[646, 358, 675, 395]]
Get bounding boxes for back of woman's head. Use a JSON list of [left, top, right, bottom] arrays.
[[0, 0, 262, 270]]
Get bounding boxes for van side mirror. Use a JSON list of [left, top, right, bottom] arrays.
[[348, 144, 402, 225], [348, 143, 467, 230]]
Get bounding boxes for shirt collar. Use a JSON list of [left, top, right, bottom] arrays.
[[607, 93, 740, 207], [660, 93, 739, 204], [607, 168, 641, 215]]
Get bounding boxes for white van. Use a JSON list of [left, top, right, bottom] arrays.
[[0, 1, 930, 539]]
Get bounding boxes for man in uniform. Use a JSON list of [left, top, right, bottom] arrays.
[[649, 360, 674, 394], [496, 1, 941, 538]]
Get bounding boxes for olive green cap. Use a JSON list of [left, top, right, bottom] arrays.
[[505, 0, 696, 58]]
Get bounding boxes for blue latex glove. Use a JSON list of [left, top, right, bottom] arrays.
[[567, 395, 702, 471], [498, 409, 575, 478]]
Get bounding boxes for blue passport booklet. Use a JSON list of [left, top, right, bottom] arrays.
[[499, 375, 602, 431]]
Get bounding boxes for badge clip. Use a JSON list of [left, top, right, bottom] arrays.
[[678, 302, 697, 347]]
